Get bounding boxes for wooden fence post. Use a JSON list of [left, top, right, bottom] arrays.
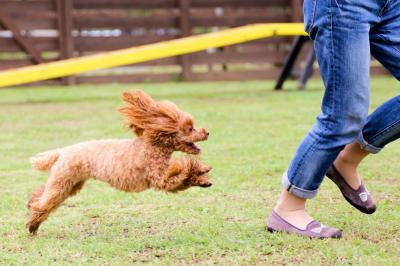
[[56, 0, 75, 85], [291, 0, 303, 22], [178, 0, 191, 81]]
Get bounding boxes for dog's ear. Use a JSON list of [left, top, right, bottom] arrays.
[[118, 90, 154, 136], [118, 90, 181, 135]]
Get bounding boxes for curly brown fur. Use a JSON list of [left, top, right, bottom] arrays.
[[27, 90, 212, 234]]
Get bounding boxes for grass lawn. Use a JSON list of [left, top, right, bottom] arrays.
[[0, 77, 399, 265]]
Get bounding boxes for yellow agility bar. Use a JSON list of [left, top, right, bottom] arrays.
[[0, 23, 306, 88]]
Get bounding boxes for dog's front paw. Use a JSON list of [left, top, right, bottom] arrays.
[[196, 165, 212, 176], [186, 158, 212, 188], [188, 158, 212, 175], [190, 174, 212, 188]]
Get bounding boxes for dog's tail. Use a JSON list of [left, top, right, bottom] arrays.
[[30, 149, 61, 171]]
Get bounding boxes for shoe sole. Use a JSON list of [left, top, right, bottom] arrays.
[[266, 226, 342, 239]]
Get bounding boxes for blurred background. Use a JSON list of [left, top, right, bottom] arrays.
[[0, 0, 390, 87]]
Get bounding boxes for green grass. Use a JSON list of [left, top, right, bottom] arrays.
[[0, 78, 399, 265]]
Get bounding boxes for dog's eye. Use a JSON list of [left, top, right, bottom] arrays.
[[188, 126, 193, 132]]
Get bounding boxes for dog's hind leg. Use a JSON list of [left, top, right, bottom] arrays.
[[27, 168, 86, 234], [69, 181, 86, 196], [27, 185, 45, 210]]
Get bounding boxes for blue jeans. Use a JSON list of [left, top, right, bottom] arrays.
[[283, 0, 400, 199]]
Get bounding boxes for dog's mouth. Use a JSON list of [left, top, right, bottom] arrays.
[[186, 142, 201, 154]]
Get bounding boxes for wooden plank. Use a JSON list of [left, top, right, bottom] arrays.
[[10, 18, 58, 30], [236, 37, 293, 45], [190, 9, 291, 17], [191, 0, 291, 8], [0, 59, 33, 70], [73, 0, 290, 9], [73, 0, 176, 9], [188, 51, 286, 64], [73, 15, 178, 29], [73, 9, 178, 16], [7, 10, 57, 20], [0, 9, 44, 64], [189, 69, 282, 81], [13, 79, 62, 88], [74, 36, 178, 52], [0, 38, 29, 52], [57, 0, 75, 85], [0, 37, 58, 52], [128, 57, 179, 66], [190, 16, 291, 27], [1, 1, 54, 12], [7, 11, 57, 24], [75, 73, 178, 84]]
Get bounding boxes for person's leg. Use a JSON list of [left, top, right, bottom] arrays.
[[274, 189, 313, 229], [333, 0, 400, 192], [271, 0, 382, 232], [327, 96, 400, 214], [333, 142, 368, 190], [334, 97, 400, 190]]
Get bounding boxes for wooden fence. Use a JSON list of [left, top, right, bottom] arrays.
[[0, 0, 387, 85]]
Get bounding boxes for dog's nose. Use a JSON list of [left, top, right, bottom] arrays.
[[206, 132, 210, 136]]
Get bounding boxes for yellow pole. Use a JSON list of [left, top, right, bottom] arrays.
[[0, 23, 306, 88]]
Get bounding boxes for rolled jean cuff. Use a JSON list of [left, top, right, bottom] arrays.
[[282, 172, 318, 199], [356, 132, 382, 154]]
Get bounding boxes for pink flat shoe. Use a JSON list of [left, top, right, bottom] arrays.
[[267, 210, 342, 239], [326, 165, 376, 214]]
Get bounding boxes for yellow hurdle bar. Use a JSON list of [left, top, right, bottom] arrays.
[[0, 23, 306, 88]]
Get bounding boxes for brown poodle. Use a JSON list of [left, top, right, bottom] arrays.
[[27, 90, 212, 234]]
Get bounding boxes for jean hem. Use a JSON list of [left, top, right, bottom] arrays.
[[356, 132, 382, 154], [282, 172, 319, 199]]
